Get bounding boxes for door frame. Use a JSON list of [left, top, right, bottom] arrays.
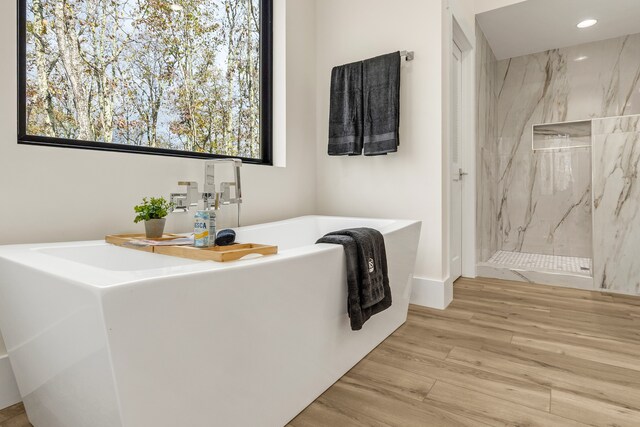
[[450, 40, 464, 280], [450, 16, 477, 279]]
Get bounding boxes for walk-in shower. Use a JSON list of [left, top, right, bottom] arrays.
[[475, 15, 640, 294], [477, 119, 594, 288]]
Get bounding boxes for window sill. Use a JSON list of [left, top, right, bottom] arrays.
[[18, 137, 273, 166]]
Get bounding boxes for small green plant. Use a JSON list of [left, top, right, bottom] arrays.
[[133, 197, 174, 223]]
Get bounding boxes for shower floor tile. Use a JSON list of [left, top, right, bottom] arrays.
[[487, 250, 592, 275]]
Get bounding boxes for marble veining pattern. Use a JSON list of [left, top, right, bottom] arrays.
[[592, 114, 640, 135], [592, 114, 640, 295], [479, 31, 640, 263], [476, 23, 499, 262]]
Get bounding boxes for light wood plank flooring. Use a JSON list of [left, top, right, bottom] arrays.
[[3, 277, 640, 426], [289, 277, 640, 426]]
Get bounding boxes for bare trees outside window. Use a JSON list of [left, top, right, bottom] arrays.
[[20, 0, 272, 162]]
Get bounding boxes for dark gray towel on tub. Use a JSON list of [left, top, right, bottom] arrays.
[[328, 61, 363, 156], [363, 52, 401, 156], [316, 227, 391, 331]]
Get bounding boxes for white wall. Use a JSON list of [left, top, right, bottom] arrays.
[[475, 0, 526, 14], [315, 0, 477, 308], [0, 0, 316, 358], [315, 0, 446, 295]]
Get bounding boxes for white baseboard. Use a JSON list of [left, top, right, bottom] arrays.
[[0, 355, 21, 410], [410, 276, 453, 310]]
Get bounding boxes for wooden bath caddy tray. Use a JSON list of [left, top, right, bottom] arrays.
[[154, 243, 278, 262], [105, 234, 278, 262]]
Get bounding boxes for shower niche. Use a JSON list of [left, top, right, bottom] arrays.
[[532, 120, 592, 150]]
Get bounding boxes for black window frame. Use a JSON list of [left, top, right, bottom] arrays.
[[17, 0, 273, 166]]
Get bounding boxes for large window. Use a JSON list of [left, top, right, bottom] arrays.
[[18, 0, 273, 164]]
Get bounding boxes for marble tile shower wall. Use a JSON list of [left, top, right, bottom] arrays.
[[476, 23, 499, 262], [592, 115, 640, 295], [477, 28, 640, 262]]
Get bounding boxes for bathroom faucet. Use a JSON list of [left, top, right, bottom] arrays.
[[205, 159, 243, 206], [171, 159, 243, 225], [171, 181, 200, 211]]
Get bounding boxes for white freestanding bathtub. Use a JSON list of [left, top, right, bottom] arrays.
[[0, 215, 421, 427]]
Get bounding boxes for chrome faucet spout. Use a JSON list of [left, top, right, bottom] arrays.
[[204, 159, 243, 206], [170, 181, 200, 212], [171, 159, 243, 226]]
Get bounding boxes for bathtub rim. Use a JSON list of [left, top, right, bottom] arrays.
[[0, 215, 421, 291]]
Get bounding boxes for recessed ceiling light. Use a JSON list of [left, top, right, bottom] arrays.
[[577, 19, 598, 29], [170, 3, 183, 11], [574, 56, 588, 62]]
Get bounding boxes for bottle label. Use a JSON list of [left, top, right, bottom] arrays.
[[194, 211, 210, 247], [209, 215, 216, 245]]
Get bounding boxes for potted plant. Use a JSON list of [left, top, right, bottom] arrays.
[[134, 197, 174, 239]]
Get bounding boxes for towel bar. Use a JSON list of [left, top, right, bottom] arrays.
[[400, 50, 415, 61]]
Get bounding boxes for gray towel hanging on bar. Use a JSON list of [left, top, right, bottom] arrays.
[[363, 52, 401, 156], [328, 61, 364, 156], [327, 51, 407, 157]]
